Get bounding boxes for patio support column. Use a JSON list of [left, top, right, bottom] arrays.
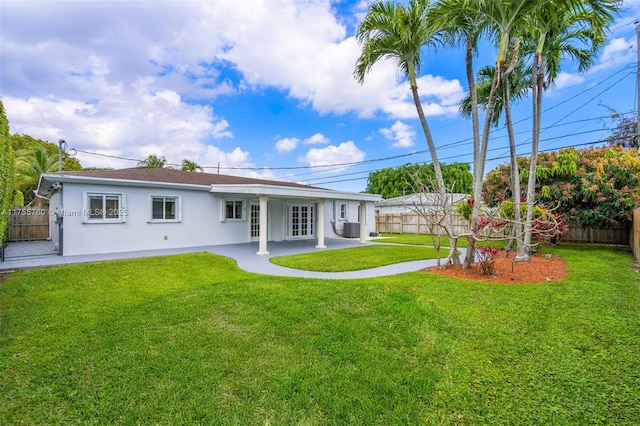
[[257, 195, 269, 255], [359, 201, 367, 244], [316, 199, 326, 249]]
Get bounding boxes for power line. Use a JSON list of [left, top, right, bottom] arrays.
[[69, 61, 635, 183]]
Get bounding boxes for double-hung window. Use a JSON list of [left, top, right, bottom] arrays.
[[149, 196, 181, 222], [84, 192, 126, 223], [339, 203, 348, 221]]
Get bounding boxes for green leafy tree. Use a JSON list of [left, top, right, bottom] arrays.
[[11, 134, 82, 171], [366, 162, 472, 199], [138, 154, 167, 168], [483, 146, 640, 230], [0, 100, 16, 245], [181, 159, 204, 172]]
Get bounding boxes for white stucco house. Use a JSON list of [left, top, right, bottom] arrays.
[[36, 168, 381, 256], [376, 193, 468, 215]]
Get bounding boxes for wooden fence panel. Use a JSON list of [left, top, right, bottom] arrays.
[[376, 212, 471, 236], [7, 208, 50, 242], [376, 212, 630, 245], [565, 223, 629, 245], [631, 208, 640, 263]]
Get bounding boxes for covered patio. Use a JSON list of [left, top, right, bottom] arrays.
[[0, 238, 440, 279]]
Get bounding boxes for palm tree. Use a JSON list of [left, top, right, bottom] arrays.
[[354, 0, 462, 266], [15, 145, 58, 206], [431, 0, 490, 267], [181, 159, 204, 172], [459, 63, 532, 127], [434, 0, 540, 264], [520, 0, 617, 251], [138, 154, 167, 168]]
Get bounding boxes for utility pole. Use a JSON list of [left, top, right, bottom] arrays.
[[58, 139, 66, 171]]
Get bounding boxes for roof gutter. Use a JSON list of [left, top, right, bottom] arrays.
[[38, 173, 212, 196], [209, 184, 381, 202]]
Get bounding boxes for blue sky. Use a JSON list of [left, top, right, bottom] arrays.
[[1, 0, 639, 193]]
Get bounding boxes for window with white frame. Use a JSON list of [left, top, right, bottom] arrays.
[[149, 196, 180, 222], [339, 203, 348, 221], [84, 192, 126, 223], [223, 199, 244, 221]]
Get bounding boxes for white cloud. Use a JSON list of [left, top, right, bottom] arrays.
[[549, 36, 635, 91], [3, 88, 240, 170], [0, 0, 466, 175], [298, 141, 365, 171], [551, 72, 586, 91], [380, 121, 416, 148], [303, 133, 330, 145], [275, 137, 300, 153], [590, 37, 636, 73]]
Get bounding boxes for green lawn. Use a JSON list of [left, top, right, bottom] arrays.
[[1, 246, 639, 424], [270, 244, 441, 271], [375, 233, 508, 249]]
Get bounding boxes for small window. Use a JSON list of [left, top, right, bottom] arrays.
[[149, 196, 180, 222], [339, 203, 348, 221], [84, 193, 126, 223], [224, 200, 244, 221]]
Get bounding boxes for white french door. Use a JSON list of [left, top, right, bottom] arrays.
[[250, 202, 260, 241], [288, 203, 314, 239]]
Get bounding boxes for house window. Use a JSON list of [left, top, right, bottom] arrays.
[[149, 196, 180, 222], [84, 192, 126, 223], [339, 203, 348, 221], [224, 200, 244, 221]]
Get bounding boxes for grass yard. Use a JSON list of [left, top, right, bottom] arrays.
[[375, 233, 507, 249], [270, 244, 441, 271], [1, 246, 639, 424]]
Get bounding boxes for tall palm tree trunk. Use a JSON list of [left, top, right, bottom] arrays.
[[502, 69, 529, 261], [464, 35, 482, 269], [409, 69, 461, 266], [523, 53, 544, 252]]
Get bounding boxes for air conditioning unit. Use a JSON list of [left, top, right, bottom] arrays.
[[343, 222, 360, 238]]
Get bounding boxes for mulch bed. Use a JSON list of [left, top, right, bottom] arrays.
[[425, 249, 567, 284]]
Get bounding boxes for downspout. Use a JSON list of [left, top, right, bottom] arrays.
[[330, 200, 344, 236], [56, 186, 63, 256], [56, 139, 66, 256]]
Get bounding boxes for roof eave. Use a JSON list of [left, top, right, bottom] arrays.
[[210, 184, 381, 202], [38, 173, 211, 195]]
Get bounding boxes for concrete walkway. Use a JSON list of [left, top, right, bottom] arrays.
[[0, 239, 461, 279]]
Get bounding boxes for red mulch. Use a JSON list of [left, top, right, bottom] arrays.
[[425, 249, 567, 284]]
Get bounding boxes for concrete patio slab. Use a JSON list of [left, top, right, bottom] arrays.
[[0, 238, 459, 279]]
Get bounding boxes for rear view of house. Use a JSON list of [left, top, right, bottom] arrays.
[[37, 168, 381, 256]]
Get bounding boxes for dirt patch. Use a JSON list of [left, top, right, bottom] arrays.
[[425, 250, 567, 284]]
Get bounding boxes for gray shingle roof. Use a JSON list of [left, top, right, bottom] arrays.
[[46, 167, 320, 190]]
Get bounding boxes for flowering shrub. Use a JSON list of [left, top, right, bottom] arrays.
[[476, 246, 500, 275], [533, 213, 569, 245], [472, 215, 507, 237]]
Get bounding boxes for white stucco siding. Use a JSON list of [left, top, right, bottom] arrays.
[[53, 182, 379, 255], [59, 183, 254, 256], [323, 200, 377, 238], [268, 199, 286, 242]]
